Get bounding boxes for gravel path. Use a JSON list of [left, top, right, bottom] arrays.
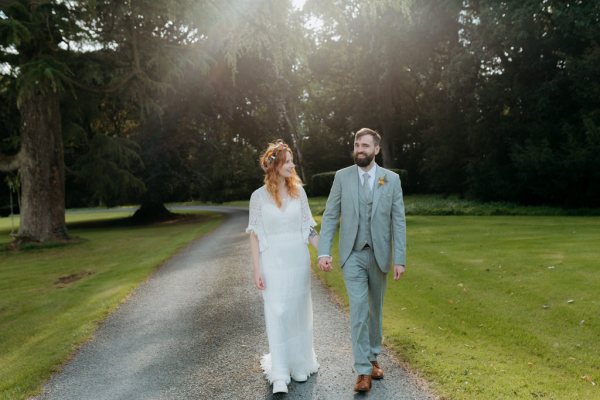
[[34, 206, 435, 400]]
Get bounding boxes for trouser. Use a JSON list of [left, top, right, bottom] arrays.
[[342, 247, 387, 375]]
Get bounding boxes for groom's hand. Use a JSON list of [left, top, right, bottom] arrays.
[[393, 265, 406, 280], [318, 256, 333, 272]]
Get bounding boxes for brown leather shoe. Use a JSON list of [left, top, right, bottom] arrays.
[[371, 360, 384, 379], [354, 375, 372, 392]]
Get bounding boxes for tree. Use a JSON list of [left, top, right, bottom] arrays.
[[303, 0, 461, 193], [217, 0, 311, 181], [64, 94, 145, 208], [457, 0, 600, 206], [0, 0, 233, 240], [0, 1, 78, 242]]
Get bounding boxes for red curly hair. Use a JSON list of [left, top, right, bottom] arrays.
[[259, 140, 302, 208]]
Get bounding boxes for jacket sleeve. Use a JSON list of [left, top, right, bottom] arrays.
[[318, 171, 342, 257], [246, 190, 268, 252], [391, 173, 406, 265]]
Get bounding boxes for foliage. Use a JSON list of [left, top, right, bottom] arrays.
[[0, 72, 19, 213], [310, 171, 336, 196], [302, 0, 600, 207], [70, 134, 145, 207], [455, 0, 600, 207], [2, 0, 600, 212], [401, 195, 600, 217]]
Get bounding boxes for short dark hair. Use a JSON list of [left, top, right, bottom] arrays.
[[354, 128, 381, 146]]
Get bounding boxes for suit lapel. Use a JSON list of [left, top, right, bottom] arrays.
[[350, 165, 359, 215], [371, 166, 386, 217]]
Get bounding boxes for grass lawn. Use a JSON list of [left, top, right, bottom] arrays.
[[0, 210, 224, 400], [310, 215, 600, 400]]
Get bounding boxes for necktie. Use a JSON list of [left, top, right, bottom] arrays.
[[362, 173, 371, 196]]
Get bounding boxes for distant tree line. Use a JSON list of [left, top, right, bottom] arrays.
[[0, 0, 598, 243]]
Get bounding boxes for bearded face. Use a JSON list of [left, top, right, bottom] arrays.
[[353, 134, 379, 167], [353, 149, 375, 167]]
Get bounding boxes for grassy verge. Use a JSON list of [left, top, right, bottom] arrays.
[[310, 215, 600, 399], [402, 195, 600, 216], [180, 194, 600, 216], [0, 210, 224, 400]]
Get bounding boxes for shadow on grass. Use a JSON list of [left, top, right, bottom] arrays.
[[66, 212, 215, 230], [1, 236, 88, 253], [2, 213, 216, 253]]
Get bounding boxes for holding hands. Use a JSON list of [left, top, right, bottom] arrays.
[[318, 256, 333, 272], [319, 257, 405, 280]]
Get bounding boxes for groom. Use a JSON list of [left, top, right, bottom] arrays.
[[318, 128, 406, 393]]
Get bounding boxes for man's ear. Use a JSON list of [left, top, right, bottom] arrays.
[[374, 145, 381, 155]]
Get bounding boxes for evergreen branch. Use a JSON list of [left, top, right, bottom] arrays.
[[67, 12, 143, 94], [0, 13, 32, 47], [68, 70, 137, 93]]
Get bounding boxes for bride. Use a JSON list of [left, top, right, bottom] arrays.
[[246, 140, 320, 394]]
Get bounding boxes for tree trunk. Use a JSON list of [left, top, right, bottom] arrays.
[[17, 93, 69, 242], [131, 115, 176, 223], [278, 98, 307, 182], [132, 197, 175, 223], [379, 125, 394, 168]]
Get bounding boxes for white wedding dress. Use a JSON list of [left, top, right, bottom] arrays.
[[246, 185, 319, 384]]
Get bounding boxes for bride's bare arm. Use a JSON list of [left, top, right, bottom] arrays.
[[250, 233, 265, 290]]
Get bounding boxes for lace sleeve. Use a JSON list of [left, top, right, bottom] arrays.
[[300, 186, 317, 244], [246, 189, 268, 252]]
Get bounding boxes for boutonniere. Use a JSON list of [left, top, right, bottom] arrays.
[[378, 176, 386, 187]]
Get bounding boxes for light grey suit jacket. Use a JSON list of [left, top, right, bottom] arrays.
[[318, 164, 406, 273]]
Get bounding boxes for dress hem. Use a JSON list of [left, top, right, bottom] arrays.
[[260, 353, 320, 385]]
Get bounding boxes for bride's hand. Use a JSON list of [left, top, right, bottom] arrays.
[[254, 270, 265, 290]]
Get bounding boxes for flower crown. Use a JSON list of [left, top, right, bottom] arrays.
[[265, 143, 290, 165]]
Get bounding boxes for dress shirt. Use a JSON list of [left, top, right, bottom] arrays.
[[358, 163, 377, 191]]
